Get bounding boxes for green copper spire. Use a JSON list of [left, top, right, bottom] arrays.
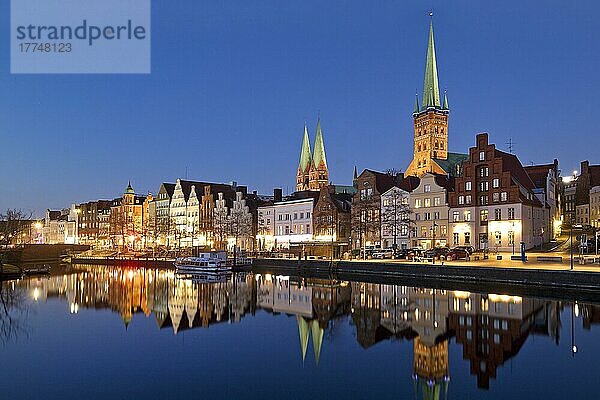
[[422, 20, 441, 109], [312, 118, 327, 169], [311, 320, 324, 365], [298, 124, 312, 172], [442, 90, 449, 110], [125, 181, 134, 195], [413, 93, 420, 114], [297, 316, 309, 363]]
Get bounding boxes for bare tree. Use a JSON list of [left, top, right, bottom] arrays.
[[381, 188, 413, 250], [0, 209, 33, 248], [351, 200, 381, 257], [229, 204, 253, 252]]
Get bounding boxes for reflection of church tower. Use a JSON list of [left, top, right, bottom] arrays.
[[296, 119, 329, 192], [297, 316, 324, 365], [405, 18, 450, 178], [413, 337, 450, 400]]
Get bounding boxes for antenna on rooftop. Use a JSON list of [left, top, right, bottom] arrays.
[[506, 138, 515, 154]]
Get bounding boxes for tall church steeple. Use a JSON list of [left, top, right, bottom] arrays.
[[405, 17, 450, 178], [296, 118, 330, 192], [296, 124, 312, 191], [422, 19, 441, 110], [309, 117, 329, 190]]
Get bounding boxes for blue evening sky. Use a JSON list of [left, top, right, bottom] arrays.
[[0, 0, 597, 214]]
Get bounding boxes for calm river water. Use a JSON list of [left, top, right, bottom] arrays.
[[0, 263, 597, 399]]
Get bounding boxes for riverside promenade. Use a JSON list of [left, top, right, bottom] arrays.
[[252, 251, 600, 302]]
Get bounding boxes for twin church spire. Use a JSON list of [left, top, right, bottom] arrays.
[[297, 118, 329, 192]]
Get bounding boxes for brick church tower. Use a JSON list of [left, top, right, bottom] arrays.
[[296, 119, 329, 192], [405, 19, 451, 177]]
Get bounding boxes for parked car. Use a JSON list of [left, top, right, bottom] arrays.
[[454, 245, 475, 255], [423, 247, 450, 259], [407, 247, 424, 260], [447, 247, 469, 260], [393, 248, 409, 259], [372, 249, 394, 259]]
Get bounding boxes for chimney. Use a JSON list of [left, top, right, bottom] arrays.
[[273, 188, 282, 202], [581, 160, 589, 175]]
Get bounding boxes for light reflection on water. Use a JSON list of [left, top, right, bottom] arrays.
[[3, 263, 598, 399]]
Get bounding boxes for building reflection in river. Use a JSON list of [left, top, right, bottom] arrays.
[[18, 264, 598, 392]]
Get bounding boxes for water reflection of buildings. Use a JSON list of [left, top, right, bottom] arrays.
[[22, 267, 576, 391], [24, 266, 257, 335], [256, 274, 351, 364], [448, 292, 559, 389]]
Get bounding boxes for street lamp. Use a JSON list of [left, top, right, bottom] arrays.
[[511, 221, 515, 255], [571, 302, 578, 357]]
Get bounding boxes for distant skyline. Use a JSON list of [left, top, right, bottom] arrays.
[[1, 0, 598, 215]]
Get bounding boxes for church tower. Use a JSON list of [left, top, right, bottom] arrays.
[[296, 124, 312, 192], [405, 18, 450, 177], [309, 118, 329, 190]]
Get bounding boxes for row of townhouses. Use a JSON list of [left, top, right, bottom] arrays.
[[23, 20, 594, 256]]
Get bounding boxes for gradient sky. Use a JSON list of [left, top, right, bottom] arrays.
[[1, 0, 598, 215]]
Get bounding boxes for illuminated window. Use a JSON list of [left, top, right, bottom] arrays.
[[458, 195, 464, 205], [424, 184, 431, 192], [425, 198, 431, 207], [501, 192, 508, 201], [465, 210, 471, 221], [493, 178, 500, 188], [479, 151, 485, 161], [480, 209, 489, 222], [466, 195, 472, 204], [465, 181, 472, 191]]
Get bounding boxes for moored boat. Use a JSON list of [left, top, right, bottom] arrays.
[[174, 251, 231, 273]]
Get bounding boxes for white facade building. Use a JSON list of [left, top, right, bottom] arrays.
[[257, 198, 314, 250]]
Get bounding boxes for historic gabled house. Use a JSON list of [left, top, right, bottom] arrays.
[[313, 185, 353, 258], [410, 173, 454, 249], [351, 169, 419, 251], [524, 159, 560, 237], [109, 182, 150, 250], [448, 133, 548, 252]]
